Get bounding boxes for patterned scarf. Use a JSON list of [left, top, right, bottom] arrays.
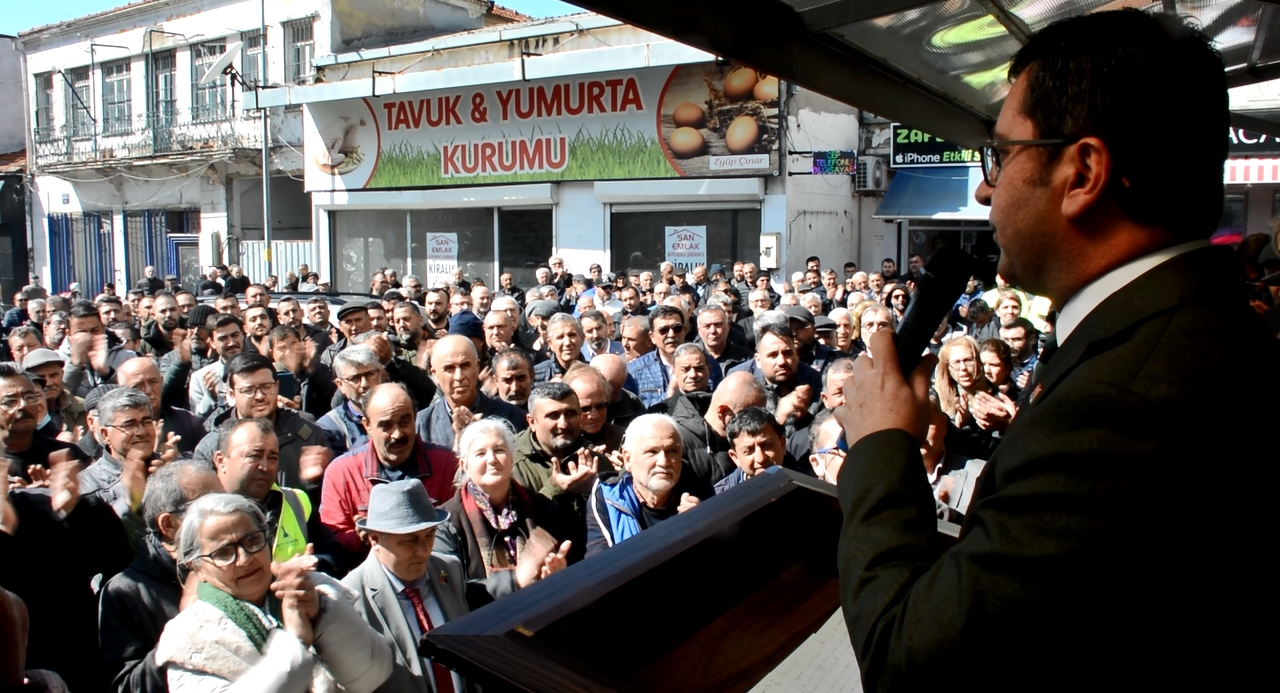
[[460, 480, 533, 576]]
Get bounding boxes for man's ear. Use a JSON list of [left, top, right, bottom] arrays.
[[808, 454, 825, 479], [1061, 136, 1113, 222], [156, 511, 181, 541], [212, 450, 226, 475]]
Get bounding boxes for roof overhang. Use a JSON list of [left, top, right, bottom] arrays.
[[566, 0, 1280, 146]]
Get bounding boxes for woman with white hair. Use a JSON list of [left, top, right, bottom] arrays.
[[435, 419, 572, 599], [154, 494, 392, 692]]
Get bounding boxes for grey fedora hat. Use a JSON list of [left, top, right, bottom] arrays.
[[355, 479, 450, 534]]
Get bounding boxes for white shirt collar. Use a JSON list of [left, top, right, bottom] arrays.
[[1055, 240, 1210, 345]]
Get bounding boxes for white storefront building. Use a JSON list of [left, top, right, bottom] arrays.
[[249, 12, 877, 291]]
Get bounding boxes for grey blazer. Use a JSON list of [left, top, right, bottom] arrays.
[[342, 552, 471, 693]]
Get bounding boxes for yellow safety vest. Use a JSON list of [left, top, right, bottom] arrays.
[[271, 484, 312, 563]]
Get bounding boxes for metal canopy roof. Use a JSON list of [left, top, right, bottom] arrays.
[[566, 0, 1280, 146]]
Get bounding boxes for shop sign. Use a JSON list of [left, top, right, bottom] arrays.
[[1229, 126, 1280, 155], [426, 232, 459, 286], [304, 63, 781, 191], [812, 150, 857, 175], [665, 226, 707, 270], [890, 124, 979, 168]]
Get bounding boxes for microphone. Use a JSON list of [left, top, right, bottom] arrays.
[[892, 246, 977, 377]]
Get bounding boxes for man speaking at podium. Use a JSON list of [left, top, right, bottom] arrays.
[[838, 10, 1277, 692]]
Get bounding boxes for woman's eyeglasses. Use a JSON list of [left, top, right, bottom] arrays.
[[197, 530, 269, 567]]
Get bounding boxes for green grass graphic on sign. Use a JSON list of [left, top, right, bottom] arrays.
[[367, 125, 676, 188]]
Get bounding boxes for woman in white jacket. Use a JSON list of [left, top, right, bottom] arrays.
[[155, 493, 392, 692]]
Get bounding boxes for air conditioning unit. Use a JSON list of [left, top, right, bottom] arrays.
[[855, 156, 888, 193]]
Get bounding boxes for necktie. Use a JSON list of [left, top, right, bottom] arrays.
[[1023, 332, 1059, 406], [403, 587, 457, 693]]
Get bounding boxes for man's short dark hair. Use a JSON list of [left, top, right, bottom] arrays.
[[69, 300, 102, 321], [216, 417, 275, 458], [268, 324, 300, 349], [154, 289, 175, 300], [493, 347, 533, 374], [805, 256, 820, 265], [844, 261, 857, 269], [648, 305, 684, 326], [125, 290, 144, 300], [109, 322, 139, 340], [209, 313, 243, 332], [726, 406, 785, 444], [1000, 317, 1038, 337], [247, 284, 268, 294], [619, 285, 638, 299], [756, 321, 795, 346], [0, 362, 33, 386], [225, 353, 275, 388], [1009, 9, 1226, 241], [527, 381, 577, 413], [579, 310, 606, 326]]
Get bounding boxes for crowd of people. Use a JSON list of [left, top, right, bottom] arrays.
[[0, 245, 1063, 691]]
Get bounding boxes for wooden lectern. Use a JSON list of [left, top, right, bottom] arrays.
[[421, 468, 846, 692]]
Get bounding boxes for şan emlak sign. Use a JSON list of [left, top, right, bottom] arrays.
[[303, 63, 781, 191]]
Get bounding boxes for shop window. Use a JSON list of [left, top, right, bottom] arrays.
[[498, 209, 553, 289], [410, 208, 494, 287], [609, 208, 761, 276], [332, 210, 407, 293], [1219, 194, 1245, 233]]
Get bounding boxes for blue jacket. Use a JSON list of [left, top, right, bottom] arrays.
[[318, 402, 366, 456], [2, 308, 28, 336], [713, 468, 750, 495], [415, 391, 529, 451], [627, 350, 724, 410]]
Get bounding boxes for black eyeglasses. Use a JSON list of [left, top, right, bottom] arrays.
[[979, 139, 1075, 187], [656, 324, 685, 336], [197, 530, 268, 567]]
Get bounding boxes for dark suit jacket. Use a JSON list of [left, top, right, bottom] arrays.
[[838, 245, 1277, 692]]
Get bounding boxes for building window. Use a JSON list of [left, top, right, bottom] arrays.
[[34, 73, 55, 140], [148, 50, 177, 126], [191, 40, 228, 122], [609, 208, 762, 277], [65, 67, 93, 138], [101, 59, 132, 135], [283, 18, 315, 85], [240, 29, 263, 90]]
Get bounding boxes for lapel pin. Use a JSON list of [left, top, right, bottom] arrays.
[[438, 570, 448, 585]]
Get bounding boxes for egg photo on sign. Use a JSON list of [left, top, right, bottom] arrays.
[[656, 64, 781, 177], [305, 98, 381, 189]]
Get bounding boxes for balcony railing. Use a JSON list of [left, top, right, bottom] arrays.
[[32, 108, 268, 168]]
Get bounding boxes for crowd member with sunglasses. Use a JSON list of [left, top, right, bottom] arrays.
[[627, 305, 697, 409], [154, 493, 392, 692]]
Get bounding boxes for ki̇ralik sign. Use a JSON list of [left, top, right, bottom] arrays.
[[666, 226, 707, 270], [303, 63, 781, 191], [426, 232, 459, 286], [890, 124, 980, 168]]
